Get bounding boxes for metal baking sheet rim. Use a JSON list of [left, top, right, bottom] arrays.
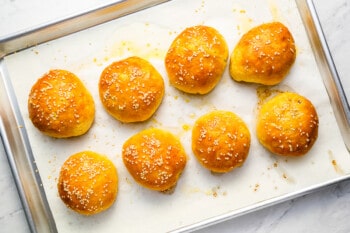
[[0, 0, 349, 232]]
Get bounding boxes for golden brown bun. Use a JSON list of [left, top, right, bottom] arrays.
[[122, 128, 187, 191], [256, 92, 319, 156], [28, 69, 95, 138], [229, 22, 296, 85], [57, 151, 118, 215], [192, 110, 251, 173], [99, 56, 164, 123], [165, 25, 229, 94]]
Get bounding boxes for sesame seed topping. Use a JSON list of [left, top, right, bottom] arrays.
[[258, 93, 318, 155], [192, 111, 250, 172], [99, 57, 164, 122], [122, 129, 186, 190], [58, 152, 117, 214], [28, 69, 94, 137], [165, 25, 228, 94]]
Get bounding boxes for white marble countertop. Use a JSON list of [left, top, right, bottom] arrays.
[[0, 0, 349, 232]]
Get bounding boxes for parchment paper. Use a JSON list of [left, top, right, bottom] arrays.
[[4, 0, 350, 232]]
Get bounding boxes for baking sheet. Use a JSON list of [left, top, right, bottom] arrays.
[[1, 0, 350, 232]]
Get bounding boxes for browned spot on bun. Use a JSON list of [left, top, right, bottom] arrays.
[[192, 110, 251, 173], [122, 128, 187, 192], [230, 22, 296, 85], [28, 69, 95, 138], [99, 56, 165, 123], [57, 151, 118, 215], [256, 92, 319, 156], [165, 25, 229, 94]]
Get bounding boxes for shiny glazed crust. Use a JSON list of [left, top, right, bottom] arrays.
[[229, 22, 296, 85], [122, 128, 187, 191], [165, 25, 229, 94], [28, 69, 95, 138], [192, 110, 251, 173], [256, 92, 319, 156], [57, 151, 118, 215], [99, 56, 165, 123]]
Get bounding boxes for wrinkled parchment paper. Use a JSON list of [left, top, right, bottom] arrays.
[[5, 0, 350, 232]]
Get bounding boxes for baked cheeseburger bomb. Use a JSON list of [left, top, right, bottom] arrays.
[[28, 69, 95, 138], [230, 22, 296, 85], [99, 56, 165, 123], [165, 25, 229, 94], [122, 128, 187, 192], [192, 110, 251, 173], [57, 151, 118, 215], [256, 92, 319, 156]]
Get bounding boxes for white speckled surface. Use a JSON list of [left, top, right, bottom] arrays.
[[0, 0, 349, 232]]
